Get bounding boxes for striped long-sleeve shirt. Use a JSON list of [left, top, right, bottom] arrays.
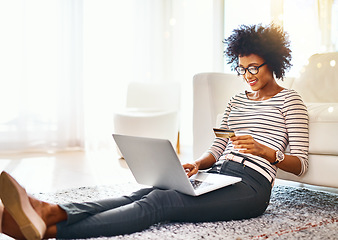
[[207, 89, 309, 182]]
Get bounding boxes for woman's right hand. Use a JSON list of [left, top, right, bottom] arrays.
[[182, 162, 199, 178], [183, 153, 216, 178]]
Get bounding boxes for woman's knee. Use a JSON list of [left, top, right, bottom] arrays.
[[142, 188, 186, 212], [128, 187, 155, 201]]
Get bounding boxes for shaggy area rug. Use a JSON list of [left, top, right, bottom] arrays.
[[1, 183, 337, 240]]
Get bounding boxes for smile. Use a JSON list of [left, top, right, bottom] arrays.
[[248, 79, 258, 86]]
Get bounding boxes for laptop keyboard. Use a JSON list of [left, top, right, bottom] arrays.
[[189, 179, 213, 190]]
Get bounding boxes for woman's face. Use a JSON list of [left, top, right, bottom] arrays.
[[238, 54, 274, 92]]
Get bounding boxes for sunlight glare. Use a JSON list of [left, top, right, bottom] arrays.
[[330, 60, 336, 67]]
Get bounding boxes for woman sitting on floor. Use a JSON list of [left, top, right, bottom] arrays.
[[0, 23, 308, 239]]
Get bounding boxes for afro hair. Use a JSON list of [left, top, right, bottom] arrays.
[[224, 24, 292, 79]]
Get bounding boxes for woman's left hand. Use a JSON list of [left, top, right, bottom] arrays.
[[230, 135, 266, 157]]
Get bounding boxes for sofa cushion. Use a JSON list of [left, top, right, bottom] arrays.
[[307, 103, 338, 155]]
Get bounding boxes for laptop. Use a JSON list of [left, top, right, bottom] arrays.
[[113, 134, 241, 196]]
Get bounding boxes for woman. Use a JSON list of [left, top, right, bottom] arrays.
[[0, 24, 309, 239]]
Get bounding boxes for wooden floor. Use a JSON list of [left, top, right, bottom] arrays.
[[0, 146, 337, 195], [0, 145, 195, 194], [0, 148, 133, 194]]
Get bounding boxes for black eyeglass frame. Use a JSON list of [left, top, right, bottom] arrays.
[[235, 62, 267, 75]]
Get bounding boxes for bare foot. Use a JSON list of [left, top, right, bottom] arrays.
[[0, 171, 47, 240], [2, 194, 67, 239], [28, 195, 67, 228], [2, 201, 64, 240], [0, 171, 66, 239], [2, 208, 26, 240]]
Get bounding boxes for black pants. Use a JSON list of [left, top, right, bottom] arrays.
[[57, 161, 272, 239]]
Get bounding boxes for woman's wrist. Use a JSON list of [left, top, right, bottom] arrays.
[[260, 146, 276, 163], [193, 161, 201, 170], [194, 153, 216, 170]]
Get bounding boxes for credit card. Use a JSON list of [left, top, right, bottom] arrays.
[[213, 128, 235, 138]]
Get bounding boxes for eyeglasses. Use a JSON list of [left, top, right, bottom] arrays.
[[235, 62, 267, 75]]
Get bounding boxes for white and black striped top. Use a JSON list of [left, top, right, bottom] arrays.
[[207, 89, 309, 182]]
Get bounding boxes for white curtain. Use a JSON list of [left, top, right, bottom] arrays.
[[0, 0, 84, 153]]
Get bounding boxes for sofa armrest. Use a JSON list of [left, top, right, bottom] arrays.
[[193, 73, 244, 159]]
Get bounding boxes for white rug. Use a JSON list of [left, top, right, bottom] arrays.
[[1, 183, 337, 240]]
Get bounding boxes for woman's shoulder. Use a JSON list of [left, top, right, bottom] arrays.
[[279, 88, 304, 101], [224, 92, 249, 110], [229, 91, 248, 103], [279, 89, 307, 111], [232, 91, 248, 99]]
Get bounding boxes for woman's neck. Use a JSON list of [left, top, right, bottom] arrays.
[[246, 83, 284, 101]]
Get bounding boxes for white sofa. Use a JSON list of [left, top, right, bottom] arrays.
[[193, 52, 338, 188]]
